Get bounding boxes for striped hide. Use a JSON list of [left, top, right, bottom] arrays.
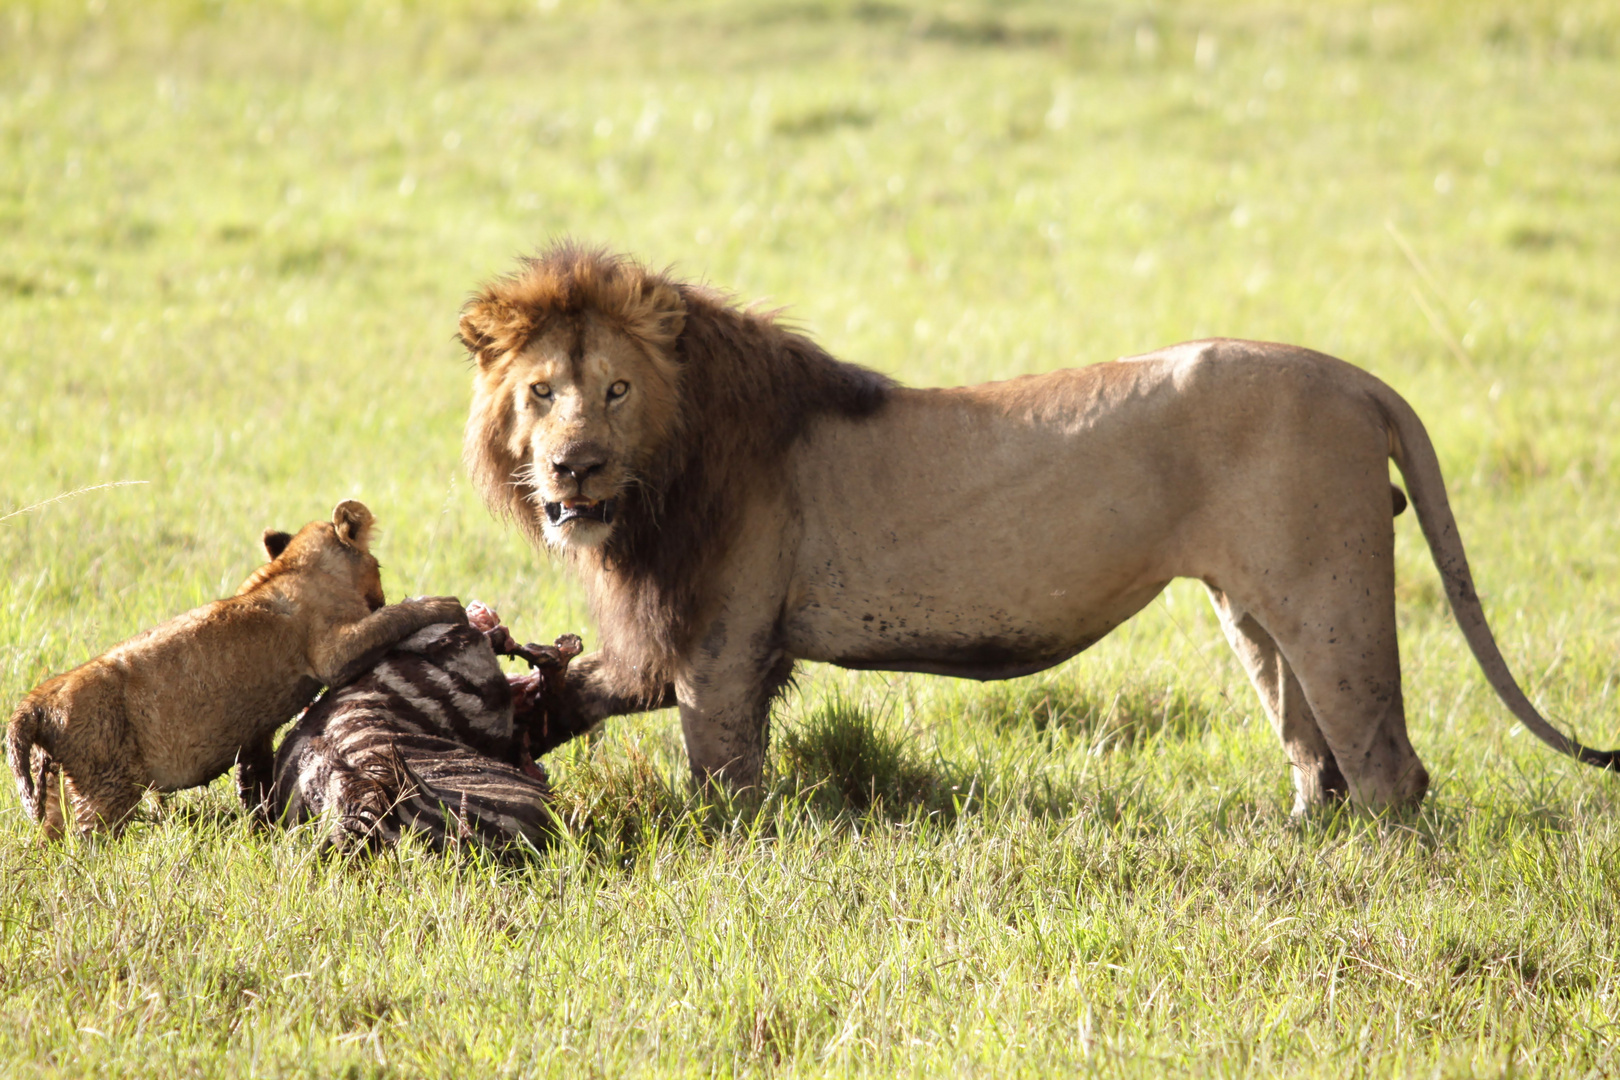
[[268, 617, 578, 858]]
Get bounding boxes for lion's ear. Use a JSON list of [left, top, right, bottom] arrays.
[[331, 500, 376, 551], [262, 529, 292, 560], [643, 281, 686, 348], [459, 299, 521, 367]]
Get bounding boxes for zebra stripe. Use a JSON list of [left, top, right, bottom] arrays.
[[269, 621, 552, 858]]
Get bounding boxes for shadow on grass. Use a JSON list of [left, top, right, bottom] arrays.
[[539, 688, 1185, 870], [1440, 933, 1597, 998], [546, 737, 702, 867], [540, 695, 999, 867], [773, 694, 980, 821], [145, 790, 244, 834], [962, 677, 1219, 749]]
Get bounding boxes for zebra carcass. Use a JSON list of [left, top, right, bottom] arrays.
[[266, 602, 581, 857]]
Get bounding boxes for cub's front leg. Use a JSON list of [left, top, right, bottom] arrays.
[[311, 596, 466, 688], [235, 735, 276, 821]]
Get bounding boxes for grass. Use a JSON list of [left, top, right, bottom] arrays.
[[3, 0, 1620, 1074]]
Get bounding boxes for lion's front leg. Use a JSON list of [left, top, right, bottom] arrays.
[[235, 735, 276, 822], [674, 634, 795, 796], [537, 651, 675, 753]]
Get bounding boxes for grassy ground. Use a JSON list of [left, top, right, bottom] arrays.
[[3, 0, 1620, 1074]]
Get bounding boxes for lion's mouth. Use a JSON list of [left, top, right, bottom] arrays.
[[544, 498, 616, 527]]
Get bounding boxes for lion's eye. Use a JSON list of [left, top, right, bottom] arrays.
[[606, 380, 629, 401], [530, 383, 552, 401]]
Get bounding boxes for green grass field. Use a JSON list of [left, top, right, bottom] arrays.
[[4, 0, 1620, 1074]]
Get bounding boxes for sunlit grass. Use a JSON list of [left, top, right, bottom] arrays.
[[4, 0, 1620, 1075]]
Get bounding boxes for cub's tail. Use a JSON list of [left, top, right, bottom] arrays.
[[1377, 383, 1620, 771], [6, 699, 56, 822]]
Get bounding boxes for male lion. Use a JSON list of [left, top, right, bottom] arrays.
[[457, 244, 1617, 813], [7, 500, 465, 838]]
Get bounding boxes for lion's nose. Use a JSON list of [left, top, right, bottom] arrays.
[[551, 445, 607, 484]]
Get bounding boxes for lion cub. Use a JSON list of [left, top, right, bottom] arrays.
[[6, 500, 464, 839]]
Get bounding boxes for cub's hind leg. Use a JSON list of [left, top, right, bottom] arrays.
[[1207, 588, 1347, 814], [54, 719, 148, 838], [61, 756, 146, 837], [35, 756, 67, 841]]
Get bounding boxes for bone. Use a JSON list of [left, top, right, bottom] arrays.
[[464, 600, 583, 701], [465, 600, 501, 634], [462, 601, 587, 763]]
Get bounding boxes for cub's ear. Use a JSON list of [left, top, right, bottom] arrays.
[[262, 529, 293, 560], [458, 299, 523, 367], [331, 500, 376, 551]]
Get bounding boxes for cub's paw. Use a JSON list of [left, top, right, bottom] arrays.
[[406, 595, 468, 626]]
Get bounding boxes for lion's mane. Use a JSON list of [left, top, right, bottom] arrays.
[[461, 243, 894, 695]]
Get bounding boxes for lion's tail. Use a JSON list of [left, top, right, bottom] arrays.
[[6, 697, 57, 822], [1377, 383, 1620, 771]]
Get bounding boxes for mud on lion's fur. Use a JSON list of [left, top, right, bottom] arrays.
[[459, 241, 1620, 814], [266, 602, 583, 858], [6, 501, 465, 840]]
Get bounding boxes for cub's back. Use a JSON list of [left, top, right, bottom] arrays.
[[87, 595, 317, 789]]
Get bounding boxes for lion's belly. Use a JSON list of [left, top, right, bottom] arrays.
[[814, 626, 1100, 682], [783, 570, 1167, 681], [780, 489, 1175, 682], [779, 374, 1204, 680], [137, 675, 318, 792]]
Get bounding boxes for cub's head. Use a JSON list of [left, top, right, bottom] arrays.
[[246, 500, 385, 610], [459, 245, 685, 552]]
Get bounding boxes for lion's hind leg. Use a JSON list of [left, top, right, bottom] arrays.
[[62, 758, 146, 838], [1216, 565, 1429, 812], [34, 754, 67, 841], [1207, 588, 1347, 814]]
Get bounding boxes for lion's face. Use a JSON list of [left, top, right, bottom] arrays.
[[497, 316, 681, 550]]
